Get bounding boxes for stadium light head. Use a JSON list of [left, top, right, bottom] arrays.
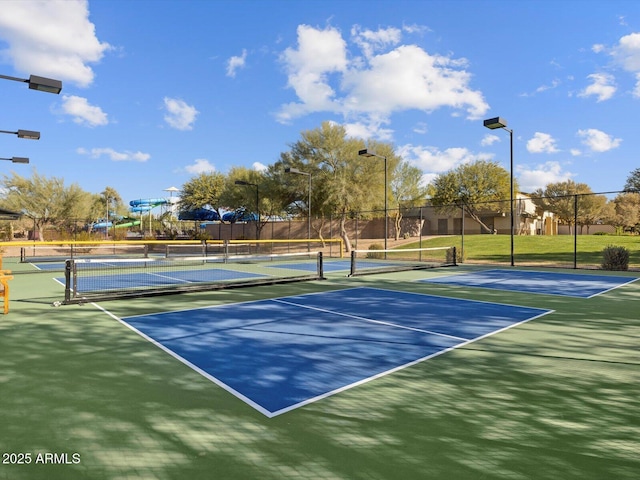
[[17, 129, 40, 140], [358, 148, 376, 158], [235, 180, 257, 187], [0, 156, 29, 164], [0, 73, 62, 94], [1, 129, 40, 139], [285, 167, 310, 176], [483, 117, 508, 130], [28, 75, 63, 94]]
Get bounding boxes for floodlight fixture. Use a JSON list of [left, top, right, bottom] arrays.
[[0, 156, 29, 164], [0, 74, 62, 94], [17, 129, 40, 140], [483, 117, 508, 130], [0, 129, 41, 140]]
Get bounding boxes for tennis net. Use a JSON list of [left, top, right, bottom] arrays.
[[349, 246, 457, 276], [21, 243, 149, 263], [63, 251, 325, 304]]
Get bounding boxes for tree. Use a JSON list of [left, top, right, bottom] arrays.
[[0, 169, 87, 241], [531, 180, 594, 234], [275, 121, 400, 251], [390, 161, 427, 240], [610, 192, 640, 233], [575, 193, 608, 234], [219, 166, 271, 237], [178, 172, 226, 218], [624, 168, 640, 193], [430, 160, 514, 233]]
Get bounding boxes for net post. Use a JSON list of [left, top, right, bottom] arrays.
[[452, 246, 457, 266], [349, 250, 356, 276], [20, 247, 25, 263], [64, 259, 72, 303], [317, 251, 324, 279], [144, 244, 149, 258]]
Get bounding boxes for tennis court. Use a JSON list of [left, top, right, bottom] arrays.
[[2, 250, 639, 480], [420, 268, 638, 297], [119, 287, 551, 416]]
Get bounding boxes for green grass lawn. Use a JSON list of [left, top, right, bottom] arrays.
[[405, 234, 640, 269]]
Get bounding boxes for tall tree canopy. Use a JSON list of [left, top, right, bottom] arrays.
[[272, 121, 400, 250], [430, 160, 514, 233], [531, 180, 595, 234], [178, 172, 226, 217], [624, 168, 640, 193], [0, 169, 90, 241]]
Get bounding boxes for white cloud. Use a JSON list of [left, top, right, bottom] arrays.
[[226, 49, 247, 78], [163, 97, 199, 130], [611, 32, 640, 71], [0, 0, 110, 87], [481, 134, 500, 146], [61, 95, 108, 127], [413, 122, 428, 135], [516, 161, 574, 192], [252, 161, 267, 172], [77, 147, 149, 162], [521, 78, 561, 97], [185, 158, 215, 174], [578, 73, 616, 102], [570, 148, 582, 156], [576, 128, 622, 152], [351, 25, 402, 59], [344, 120, 394, 141], [527, 132, 559, 154], [277, 25, 348, 123], [277, 25, 489, 131], [609, 32, 640, 96], [398, 144, 489, 175]]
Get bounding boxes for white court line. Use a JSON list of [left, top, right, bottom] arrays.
[[271, 298, 470, 342]]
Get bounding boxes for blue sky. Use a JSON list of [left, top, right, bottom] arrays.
[[0, 0, 639, 205]]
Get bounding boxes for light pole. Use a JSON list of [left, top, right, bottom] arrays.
[[358, 149, 388, 252], [0, 74, 62, 94], [285, 167, 312, 240], [483, 116, 514, 267], [234, 180, 260, 239]]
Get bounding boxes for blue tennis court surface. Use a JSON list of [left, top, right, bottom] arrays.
[[120, 287, 551, 417], [420, 269, 638, 297], [55, 268, 267, 291]]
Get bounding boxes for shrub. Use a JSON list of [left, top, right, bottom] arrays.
[[446, 246, 464, 265], [601, 245, 630, 271], [366, 243, 385, 259]]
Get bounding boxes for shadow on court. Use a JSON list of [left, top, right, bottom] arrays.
[[0, 263, 638, 479]]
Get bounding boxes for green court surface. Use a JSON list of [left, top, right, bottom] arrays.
[[1, 257, 639, 480]]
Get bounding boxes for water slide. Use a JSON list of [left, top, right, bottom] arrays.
[[178, 207, 220, 221], [129, 198, 170, 213], [92, 217, 141, 229]]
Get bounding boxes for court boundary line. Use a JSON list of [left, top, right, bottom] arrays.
[[420, 268, 639, 298], [272, 298, 469, 341], [94, 287, 555, 418]]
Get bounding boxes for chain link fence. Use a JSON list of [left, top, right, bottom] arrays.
[[2, 190, 638, 270]]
